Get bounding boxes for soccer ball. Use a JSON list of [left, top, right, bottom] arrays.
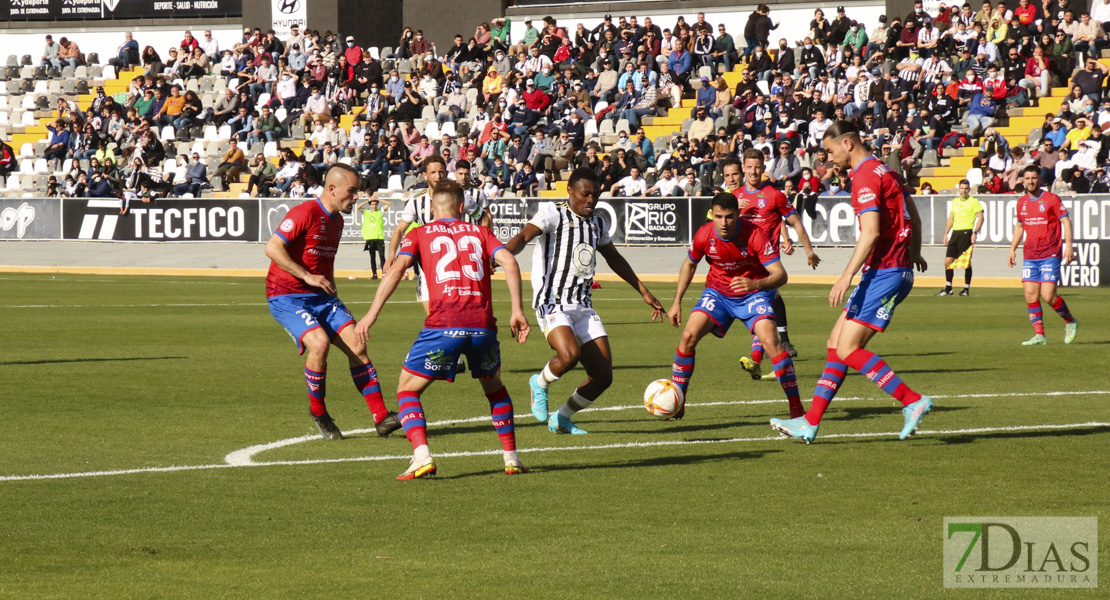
[[643, 379, 685, 420]]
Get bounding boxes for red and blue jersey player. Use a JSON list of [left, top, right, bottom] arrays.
[[264, 165, 400, 441], [771, 121, 934, 443], [355, 181, 531, 480]]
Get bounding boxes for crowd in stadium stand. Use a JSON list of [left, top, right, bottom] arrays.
[[5, 0, 1110, 202]]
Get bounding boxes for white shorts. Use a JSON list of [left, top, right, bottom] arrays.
[[536, 305, 608, 344]]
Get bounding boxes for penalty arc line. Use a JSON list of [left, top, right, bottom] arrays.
[[223, 390, 1110, 466]]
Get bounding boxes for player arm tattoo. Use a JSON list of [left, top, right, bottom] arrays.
[[264, 234, 312, 281]]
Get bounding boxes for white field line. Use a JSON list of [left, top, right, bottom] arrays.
[[1, 390, 1106, 483], [224, 390, 1109, 466], [3, 420, 1108, 483]]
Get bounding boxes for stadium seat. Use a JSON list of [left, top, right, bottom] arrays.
[[32, 68, 47, 81], [263, 141, 279, 157], [922, 150, 939, 168], [4, 67, 17, 81], [5, 56, 15, 67], [381, 46, 393, 58], [186, 79, 200, 93], [160, 125, 176, 141], [966, 167, 983, 188], [257, 92, 271, 107], [275, 107, 287, 122], [20, 55, 31, 66], [20, 112, 35, 127], [75, 81, 89, 94], [248, 141, 263, 156], [368, 47, 380, 60], [201, 125, 218, 141], [190, 141, 206, 156], [21, 95, 35, 110], [5, 174, 19, 190], [424, 121, 440, 138], [0, 112, 7, 126], [1028, 127, 1042, 145], [18, 80, 33, 94], [102, 66, 116, 80], [465, 87, 478, 105], [213, 78, 227, 92], [599, 120, 614, 135], [398, 61, 412, 75], [216, 125, 231, 141], [163, 158, 177, 173], [227, 77, 239, 89], [61, 66, 74, 79], [420, 105, 435, 121], [757, 80, 770, 96], [615, 119, 630, 135], [57, 158, 73, 175], [32, 158, 48, 174], [74, 66, 88, 79], [440, 121, 456, 137], [89, 66, 102, 79], [19, 160, 33, 174], [35, 97, 49, 111], [86, 53, 99, 65], [339, 156, 353, 165], [200, 78, 214, 93], [47, 80, 62, 95], [63, 81, 75, 95], [387, 174, 403, 190]]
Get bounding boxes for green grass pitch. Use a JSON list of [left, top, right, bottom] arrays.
[[0, 273, 1106, 598]]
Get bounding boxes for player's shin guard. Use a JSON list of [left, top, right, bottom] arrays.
[[351, 362, 389, 424], [843, 349, 922, 407], [1050, 296, 1074, 323], [305, 367, 327, 416], [1027, 301, 1046, 334], [750, 335, 764, 365], [672, 348, 695, 394], [486, 386, 516, 451], [397, 391, 428, 450], [807, 349, 846, 426], [771, 351, 803, 418]]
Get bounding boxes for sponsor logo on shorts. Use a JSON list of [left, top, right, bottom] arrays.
[[424, 350, 452, 372]]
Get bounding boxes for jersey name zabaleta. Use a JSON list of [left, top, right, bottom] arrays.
[[851, 156, 913, 272], [1017, 190, 1068, 260], [689, 221, 779, 298], [398, 218, 505, 330], [529, 202, 611, 309], [266, 198, 343, 298], [734, 182, 795, 243]]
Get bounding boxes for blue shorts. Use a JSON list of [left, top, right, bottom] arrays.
[[268, 294, 356, 354], [844, 268, 914, 332], [691, 288, 776, 338], [403, 328, 501, 381], [1022, 258, 1061, 285]]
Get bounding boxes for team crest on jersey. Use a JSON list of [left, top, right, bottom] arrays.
[[1039, 203, 1046, 213], [320, 216, 326, 223], [758, 198, 766, 208], [279, 218, 295, 232]]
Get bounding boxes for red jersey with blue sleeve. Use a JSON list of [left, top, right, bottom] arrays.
[[266, 198, 343, 298], [1017, 190, 1068, 260], [689, 221, 779, 298], [735, 182, 795, 245], [851, 156, 913, 272], [398, 218, 506, 330]]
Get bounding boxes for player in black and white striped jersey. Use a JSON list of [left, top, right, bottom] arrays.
[[451, 160, 492, 227], [505, 168, 664, 435], [385, 156, 448, 308]]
